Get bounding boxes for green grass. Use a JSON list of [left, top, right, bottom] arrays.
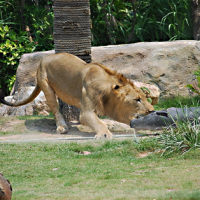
[[0, 140, 200, 200], [17, 113, 54, 120], [154, 95, 200, 110], [153, 96, 200, 155], [1, 96, 200, 199]]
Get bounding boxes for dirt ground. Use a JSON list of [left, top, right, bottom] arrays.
[[0, 116, 151, 142]]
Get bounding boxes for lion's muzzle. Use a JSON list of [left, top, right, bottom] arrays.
[[135, 110, 155, 119]]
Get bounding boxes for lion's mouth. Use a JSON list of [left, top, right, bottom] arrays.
[[135, 115, 143, 119]]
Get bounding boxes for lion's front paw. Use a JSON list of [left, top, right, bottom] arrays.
[[56, 126, 69, 134], [95, 132, 113, 139]]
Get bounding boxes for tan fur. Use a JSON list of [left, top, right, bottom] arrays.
[[0, 53, 154, 139]]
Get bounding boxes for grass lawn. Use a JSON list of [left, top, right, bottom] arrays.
[[1, 96, 200, 199], [1, 140, 200, 200], [153, 95, 200, 110]]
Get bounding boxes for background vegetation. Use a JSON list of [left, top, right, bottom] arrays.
[[0, 0, 54, 94], [90, 0, 192, 45], [0, 0, 193, 94]]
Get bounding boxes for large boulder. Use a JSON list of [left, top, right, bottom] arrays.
[[92, 40, 200, 97], [11, 50, 55, 95]]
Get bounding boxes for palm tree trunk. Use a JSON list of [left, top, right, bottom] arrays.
[[54, 0, 91, 122], [20, 0, 25, 31], [191, 0, 200, 40]]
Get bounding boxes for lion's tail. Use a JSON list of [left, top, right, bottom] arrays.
[[0, 84, 41, 107]]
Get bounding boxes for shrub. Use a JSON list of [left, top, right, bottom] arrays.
[[23, 2, 54, 51], [0, 25, 35, 94]]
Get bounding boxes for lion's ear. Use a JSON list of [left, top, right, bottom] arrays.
[[113, 85, 120, 90]]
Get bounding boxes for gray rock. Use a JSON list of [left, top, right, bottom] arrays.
[[132, 81, 160, 105], [11, 50, 55, 95], [130, 107, 200, 130], [92, 40, 200, 97], [0, 87, 50, 117]]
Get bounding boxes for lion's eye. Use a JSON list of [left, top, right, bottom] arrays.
[[135, 98, 141, 102]]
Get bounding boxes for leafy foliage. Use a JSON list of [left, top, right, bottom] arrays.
[[0, 0, 54, 94], [0, 25, 35, 93], [135, 0, 192, 42], [90, 0, 134, 45], [90, 0, 192, 46], [154, 97, 200, 156], [22, 2, 54, 51]]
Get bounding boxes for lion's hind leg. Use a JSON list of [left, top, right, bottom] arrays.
[[38, 81, 69, 134]]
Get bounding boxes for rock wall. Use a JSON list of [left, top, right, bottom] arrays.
[[13, 40, 199, 98], [92, 40, 200, 97]]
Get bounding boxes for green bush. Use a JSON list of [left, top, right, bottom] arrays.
[[0, 0, 54, 51], [0, 0, 54, 94], [23, 2, 54, 51], [0, 25, 35, 94]]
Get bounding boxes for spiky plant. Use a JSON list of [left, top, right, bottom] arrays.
[[158, 116, 200, 156]]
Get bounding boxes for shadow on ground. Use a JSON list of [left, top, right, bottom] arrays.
[[24, 118, 96, 137]]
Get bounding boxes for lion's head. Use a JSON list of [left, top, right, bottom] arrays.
[[96, 64, 155, 125], [110, 83, 155, 125]]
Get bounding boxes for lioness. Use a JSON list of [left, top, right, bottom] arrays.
[[0, 53, 154, 139]]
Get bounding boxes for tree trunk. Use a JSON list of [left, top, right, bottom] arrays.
[[20, 0, 25, 31], [191, 0, 200, 40], [53, 0, 91, 122]]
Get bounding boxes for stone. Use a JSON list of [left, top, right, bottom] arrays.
[[92, 40, 200, 98], [0, 87, 50, 117], [11, 50, 55, 95], [132, 81, 160, 105], [130, 107, 200, 131]]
